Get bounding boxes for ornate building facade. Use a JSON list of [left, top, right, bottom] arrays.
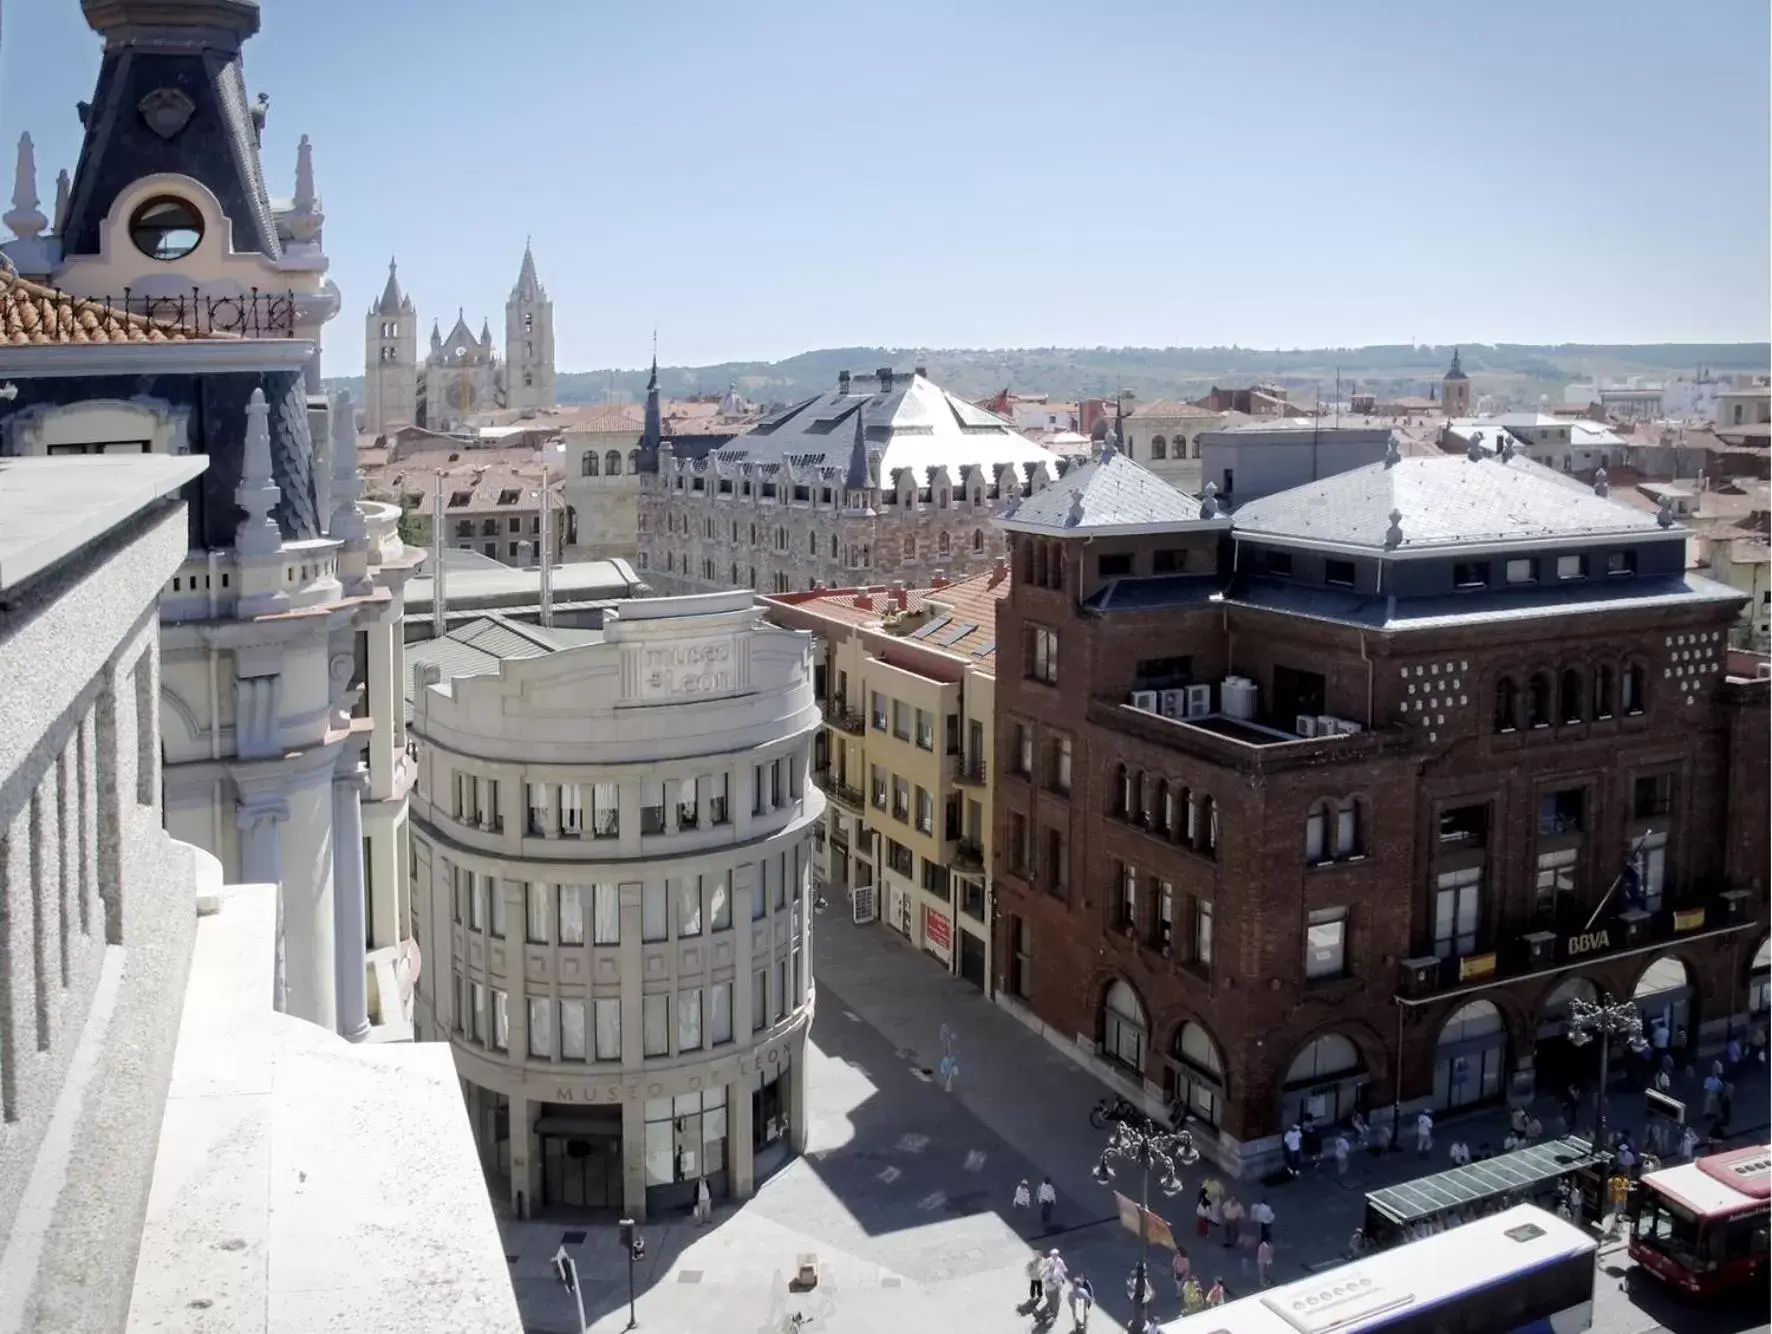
[[362, 243, 556, 434]]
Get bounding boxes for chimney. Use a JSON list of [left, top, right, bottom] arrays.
[[877, 367, 894, 393], [931, 569, 948, 588], [890, 579, 907, 609], [853, 591, 871, 609], [838, 370, 851, 395], [913, 365, 928, 379], [990, 558, 1007, 586]]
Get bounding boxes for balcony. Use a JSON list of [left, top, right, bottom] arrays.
[[954, 838, 985, 872], [952, 754, 988, 786], [828, 780, 866, 811], [820, 699, 866, 735]]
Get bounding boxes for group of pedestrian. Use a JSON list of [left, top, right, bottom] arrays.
[[1022, 1247, 1093, 1328], [1012, 1176, 1060, 1230]]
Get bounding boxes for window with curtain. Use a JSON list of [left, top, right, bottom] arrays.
[[641, 781, 666, 835], [487, 876, 507, 937], [1306, 805, 1327, 863], [678, 779, 700, 829], [709, 874, 731, 931], [592, 781, 620, 838], [558, 884, 586, 945], [753, 967, 768, 1031], [560, 1000, 586, 1060], [1434, 869, 1482, 958], [677, 877, 702, 937], [592, 883, 619, 944], [528, 997, 553, 1057], [526, 782, 550, 834], [1305, 908, 1348, 979], [642, 882, 668, 941], [490, 988, 507, 1049], [678, 987, 703, 1051], [708, 773, 729, 824], [711, 981, 733, 1045], [560, 784, 583, 835], [470, 874, 487, 931], [594, 998, 621, 1061], [643, 994, 669, 1056], [526, 882, 550, 943]]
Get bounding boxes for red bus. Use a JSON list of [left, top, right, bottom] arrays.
[[1630, 1143, 1770, 1297]]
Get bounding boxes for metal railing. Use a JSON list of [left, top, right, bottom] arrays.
[[952, 755, 988, 785], [954, 838, 985, 871], [54, 285, 299, 338]]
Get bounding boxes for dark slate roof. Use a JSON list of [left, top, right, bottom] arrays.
[[375, 259, 404, 316], [1082, 573, 1225, 613], [1000, 445, 1224, 535], [1229, 453, 1672, 553]]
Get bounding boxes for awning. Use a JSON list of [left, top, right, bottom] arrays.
[[1365, 1135, 1605, 1227]]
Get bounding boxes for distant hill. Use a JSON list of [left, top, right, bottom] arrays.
[[325, 342, 1769, 413]]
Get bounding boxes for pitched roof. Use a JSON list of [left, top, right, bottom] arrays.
[[763, 564, 1012, 667], [375, 259, 404, 316], [1230, 453, 1678, 554], [1127, 399, 1220, 420], [0, 269, 229, 344], [998, 445, 1225, 535]]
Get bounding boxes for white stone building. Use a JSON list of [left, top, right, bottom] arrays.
[[407, 591, 820, 1220], [362, 243, 557, 434], [0, 0, 421, 1040], [639, 367, 1059, 595]]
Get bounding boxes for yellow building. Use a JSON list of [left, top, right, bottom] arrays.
[[764, 566, 1009, 991]]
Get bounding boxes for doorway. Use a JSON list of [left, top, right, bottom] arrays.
[[959, 929, 986, 991], [537, 1106, 624, 1212]]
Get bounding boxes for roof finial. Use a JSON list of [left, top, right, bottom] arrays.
[[1067, 488, 1086, 527], [1656, 494, 1674, 528], [1200, 479, 1219, 519], [1465, 431, 1483, 462], [1384, 508, 1404, 550], [1499, 436, 1516, 463], [293, 133, 317, 209], [5, 132, 46, 240], [235, 388, 283, 558], [1592, 467, 1609, 498], [329, 392, 370, 593], [52, 169, 69, 235], [1384, 436, 1401, 468], [845, 401, 870, 493]]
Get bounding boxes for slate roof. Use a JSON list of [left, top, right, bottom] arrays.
[[998, 445, 1225, 535], [403, 615, 597, 722], [1229, 452, 1675, 553], [0, 270, 227, 344], [721, 371, 1053, 482]]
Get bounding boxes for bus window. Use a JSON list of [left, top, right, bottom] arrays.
[[1635, 1198, 1702, 1266]]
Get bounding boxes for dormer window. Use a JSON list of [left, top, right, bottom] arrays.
[[498, 489, 520, 505], [1606, 551, 1637, 577], [1555, 554, 1588, 581], [1266, 550, 1293, 577], [128, 195, 203, 261], [448, 491, 472, 507]]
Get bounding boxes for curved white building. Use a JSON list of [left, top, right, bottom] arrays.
[[409, 591, 821, 1220]]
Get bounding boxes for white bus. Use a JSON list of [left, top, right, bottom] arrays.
[[1161, 1204, 1596, 1334]]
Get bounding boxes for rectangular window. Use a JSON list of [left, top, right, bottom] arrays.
[[752, 968, 768, 1031], [678, 778, 701, 830], [774, 854, 788, 910], [775, 957, 788, 1021], [592, 882, 620, 945], [920, 858, 952, 901], [870, 764, 887, 810], [707, 772, 729, 825], [1635, 832, 1668, 913], [771, 757, 784, 808], [752, 764, 767, 815], [594, 997, 621, 1061], [560, 784, 583, 835], [526, 881, 550, 943], [1305, 907, 1347, 980], [1452, 561, 1488, 589], [887, 839, 914, 878], [469, 873, 487, 931], [487, 986, 504, 1048], [487, 876, 507, 938], [1306, 806, 1326, 863], [1324, 558, 1355, 588], [1097, 552, 1134, 578], [677, 876, 702, 937], [1009, 813, 1030, 874], [709, 873, 731, 930], [1555, 553, 1588, 581], [1025, 625, 1059, 685], [1433, 868, 1482, 959], [641, 781, 666, 835], [1607, 550, 1637, 577], [915, 787, 933, 835], [1538, 788, 1584, 835], [1534, 848, 1578, 916], [1114, 861, 1138, 932], [591, 782, 620, 838], [871, 691, 887, 730], [642, 882, 668, 941], [678, 987, 703, 1051], [892, 700, 911, 741], [1438, 804, 1489, 847], [558, 884, 586, 945], [528, 996, 554, 1058], [1016, 723, 1034, 777], [1505, 558, 1536, 585], [711, 981, 733, 1045], [642, 993, 669, 1056], [915, 709, 934, 750], [753, 861, 769, 920], [1154, 880, 1174, 950], [1193, 899, 1214, 967], [483, 779, 501, 832], [1052, 736, 1072, 794], [1047, 828, 1069, 895], [1633, 773, 1672, 819], [526, 782, 550, 834], [1265, 549, 1293, 577], [1152, 548, 1186, 574], [560, 1000, 586, 1060], [892, 776, 910, 824]]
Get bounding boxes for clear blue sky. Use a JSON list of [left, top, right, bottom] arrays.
[[4, 0, 1767, 377]]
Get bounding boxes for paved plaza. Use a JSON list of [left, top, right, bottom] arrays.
[[501, 911, 1771, 1334]]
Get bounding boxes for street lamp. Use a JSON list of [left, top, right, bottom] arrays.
[[1566, 996, 1647, 1170], [1093, 1117, 1199, 1333]]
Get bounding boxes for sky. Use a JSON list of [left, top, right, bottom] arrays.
[[3, 0, 1767, 378]]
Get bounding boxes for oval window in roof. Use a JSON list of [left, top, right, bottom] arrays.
[[128, 195, 204, 261]]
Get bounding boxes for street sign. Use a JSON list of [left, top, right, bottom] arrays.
[[1644, 1087, 1686, 1126]]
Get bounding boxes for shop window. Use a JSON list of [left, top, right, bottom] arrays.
[[1101, 979, 1146, 1073], [1168, 1021, 1225, 1127], [752, 1062, 789, 1153], [645, 1087, 728, 1187]]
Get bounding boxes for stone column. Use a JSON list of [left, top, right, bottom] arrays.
[[508, 1091, 538, 1218], [332, 761, 372, 1041], [788, 1042, 809, 1153], [621, 1098, 648, 1222], [236, 794, 289, 1009], [366, 616, 396, 801], [277, 773, 338, 1033], [730, 1076, 755, 1200]]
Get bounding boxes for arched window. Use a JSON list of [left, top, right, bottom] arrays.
[[1493, 676, 1517, 732], [605, 451, 622, 476], [1151, 434, 1168, 460], [1168, 1021, 1226, 1127], [972, 528, 984, 552], [1115, 764, 1132, 818], [1280, 1033, 1364, 1125], [905, 535, 917, 562], [628, 449, 639, 472], [1305, 799, 1361, 862], [582, 452, 599, 477], [1621, 661, 1646, 715], [1526, 673, 1552, 728], [1285, 1033, 1361, 1085], [1440, 999, 1504, 1045], [1633, 955, 1694, 1037], [1190, 436, 1202, 459], [1536, 975, 1599, 1038], [808, 530, 817, 555], [1102, 979, 1147, 1073], [1199, 795, 1218, 856], [1560, 668, 1585, 724], [1435, 1000, 1506, 1109], [1592, 664, 1616, 720], [938, 531, 951, 557]]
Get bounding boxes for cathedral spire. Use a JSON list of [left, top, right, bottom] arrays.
[[375, 257, 403, 316], [513, 237, 542, 300], [643, 342, 662, 449], [845, 400, 871, 492]]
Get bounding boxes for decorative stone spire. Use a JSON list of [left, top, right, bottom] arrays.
[[53, 170, 69, 235], [1499, 436, 1516, 463], [429, 319, 442, 349], [236, 388, 281, 555], [1384, 436, 1402, 468], [375, 257, 403, 316], [513, 236, 543, 300], [286, 133, 322, 242], [1200, 480, 1219, 519], [478, 316, 492, 348], [1657, 494, 1674, 528], [5, 132, 46, 240], [329, 391, 371, 593], [643, 348, 662, 450], [1593, 467, 1609, 498], [844, 400, 870, 492], [1384, 508, 1404, 550]]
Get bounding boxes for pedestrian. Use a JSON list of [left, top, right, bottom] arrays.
[[1526, 1115, 1542, 1145], [1171, 1245, 1190, 1298], [1751, 1023, 1768, 1066], [1250, 1197, 1275, 1245], [1563, 1083, 1581, 1129], [1068, 1273, 1094, 1330], [1509, 1105, 1529, 1137], [1282, 1123, 1304, 1175], [1332, 1133, 1350, 1176], [1503, 1131, 1521, 1154], [1350, 1111, 1370, 1148], [1717, 1082, 1734, 1133], [1416, 1109, 1434, 1157], [1680, 1124, 1701, 1161], [1181, 1275, 1205, 1314], [1040, 1249, 1066, 1316], [1195, 1185, 1212, 1238], [1617, 1141, 1638, 1176], [1037, 1175, 1057, 1229], [1347, 1227, 1366, 1259], [1449, 1140, 1470, 1167], [1206, 1278, 1227, 1308], [694, 1176, 712, 1225], [1221, 1194, 1246, 1248], [1025, 1253, 1043, 1305], [1702, 1070, 1723, 1119], [1257, 1238, 1275, 1287], [1645, 1119, 1666, 1157], [1013, 1178, 1031, 1213], [1725, 1035, 1743, 1074]]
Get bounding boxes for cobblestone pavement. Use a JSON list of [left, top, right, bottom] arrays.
[[499, 912, 1770, 1334]]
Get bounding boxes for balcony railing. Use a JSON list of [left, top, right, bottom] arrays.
[[54, 285, 299, 338], [828, 781, 865, 811], [820, 699, 866, 735], [954, 838, 985, 871], [952, 755, 988, 786]]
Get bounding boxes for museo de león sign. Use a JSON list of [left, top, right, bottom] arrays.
[[636, 637, 737, 701]]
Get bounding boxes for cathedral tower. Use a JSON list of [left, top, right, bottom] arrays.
[[1442, 347, 1471, 417], [363, 258, 417, 432], [505, 239, 556, 413]]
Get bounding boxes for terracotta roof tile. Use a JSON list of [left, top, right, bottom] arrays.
[[0, 269, 229, 344]]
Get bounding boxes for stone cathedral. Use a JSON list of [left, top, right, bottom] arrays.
[[361, 243, 556, 433]]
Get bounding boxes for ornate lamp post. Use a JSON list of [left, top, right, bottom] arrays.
[[1093, 1117, 1198, 1332], [1566, 995, 1647, 1173]]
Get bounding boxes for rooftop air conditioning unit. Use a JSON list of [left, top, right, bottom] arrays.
[[1159, 689, 1187, 719], [1221, 677, 1258, 721], [1316, 715, 1339, 736], [1334, 718, 1365, 735], [1185, 684, 1213, 718], [1295, 714, 1320, 737], [1130, 690, 1159, 713]]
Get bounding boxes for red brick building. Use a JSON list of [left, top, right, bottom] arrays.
[[991, 441, 1769, 1175]]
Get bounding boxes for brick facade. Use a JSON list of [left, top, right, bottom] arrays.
[[991, 533, 1770, 1176]]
